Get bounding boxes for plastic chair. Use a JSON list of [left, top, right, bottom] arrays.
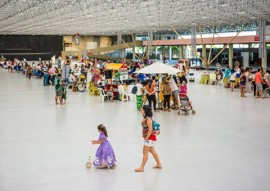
[[88, 82, 99, 96], [98, 88, 108, 103], [118, 85, 128, 102], [209, 74, 217, 85], [217, 75, 223, 85]]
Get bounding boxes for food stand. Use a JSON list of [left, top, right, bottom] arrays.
[[104, 63, 122, 99]]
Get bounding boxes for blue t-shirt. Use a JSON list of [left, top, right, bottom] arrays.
[[137, 73, 146, 82], [225, 68, 231, 78]]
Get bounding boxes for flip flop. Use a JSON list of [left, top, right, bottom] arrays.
[[152, 166, 162, 169], [135, 168, 144, 172]]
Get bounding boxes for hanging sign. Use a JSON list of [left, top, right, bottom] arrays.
[[119, 69, 128, 80]]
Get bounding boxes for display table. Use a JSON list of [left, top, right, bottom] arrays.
[[200, 75, 209, 84]]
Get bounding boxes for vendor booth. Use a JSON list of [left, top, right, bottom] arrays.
[[104, 63, 134, 101]]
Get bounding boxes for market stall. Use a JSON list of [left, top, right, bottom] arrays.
[[135, 62, 181, 109]]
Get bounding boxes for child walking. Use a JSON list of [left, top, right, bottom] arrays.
[[55, 74, 63, 105], [135, 105, 162, 172], [135, 79, 144, 110], [91, 124, 117, 169], [61, 80, 67, 104]]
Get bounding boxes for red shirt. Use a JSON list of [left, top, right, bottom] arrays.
[[149, 134, 156, 141], [145, 81, 156, 94], [255, 72, 262, 84]]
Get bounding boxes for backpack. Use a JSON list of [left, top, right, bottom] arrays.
[[152, 120, 160, 135], [142, 118, 160, 137], [131, 86, 138, 94]]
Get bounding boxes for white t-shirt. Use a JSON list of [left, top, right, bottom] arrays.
[[69, 74, 76, 82], [179, 63, 186, 72], [169, 78, 178, 92], [230, 73, 236, 81], [136, 83, 143, 96], [98, 75, 106, 86]]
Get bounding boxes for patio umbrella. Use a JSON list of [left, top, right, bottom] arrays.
[[135, 62, 180, 74]]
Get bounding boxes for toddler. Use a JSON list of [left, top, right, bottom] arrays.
[[91, 124, 117, 169]]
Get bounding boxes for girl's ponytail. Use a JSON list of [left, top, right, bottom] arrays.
[[97, 124, 108, 137]]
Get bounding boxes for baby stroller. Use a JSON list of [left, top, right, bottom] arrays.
[[178, 93, 196, 115], [263, 80, 270, 98]]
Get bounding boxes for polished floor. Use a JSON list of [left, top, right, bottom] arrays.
[[0, 69, 270, 191]]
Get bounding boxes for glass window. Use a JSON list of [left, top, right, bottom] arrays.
[[233, 44, 240, 48], [165, 46, 170, 58], [212, 44, 224, 48], [251, 43, 259, 48], [233, 44, 249, 48]]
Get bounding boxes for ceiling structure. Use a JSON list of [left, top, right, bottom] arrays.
[[0, 0, 269, 36]]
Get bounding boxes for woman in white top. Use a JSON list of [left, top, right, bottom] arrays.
[[245, 67, 252, 93], [230, 72, 236, 91], [68, 72, 76, 83], [235, 65, 241, 78], [73, 64, 80, 74]]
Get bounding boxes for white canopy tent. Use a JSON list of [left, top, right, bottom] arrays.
[[135, 62, 181, 74]]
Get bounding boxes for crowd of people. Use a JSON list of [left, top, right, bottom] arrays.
[[1, 56, 269, 173], [223, 63, 270, 98]]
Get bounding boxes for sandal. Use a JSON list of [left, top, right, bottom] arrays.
[[152, 165, 162, 169], [97, 166, 108, 169], [135, 168, 144, 172], [110, 164, 117, 169]]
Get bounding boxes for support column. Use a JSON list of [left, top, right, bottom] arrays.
[[117, 33, 122, 45], [123, 49, 126, 60], [191, 26, 197, 58], [117, 33, 123, 58], [155, 46, 158, 60], [265, 45, 267, 69], [180, 46, 184, 58], [259, 18, 266, 69], [132, 47, 135, 61], [147, 30, 153, 60], [229, 44, 233, 68], [202, 44, 207, 67], [183, 46, 187, 58], [169, 46, 172, 62]]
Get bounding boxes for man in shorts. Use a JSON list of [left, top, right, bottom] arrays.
[[55, 74, 63, 104], [254, 68, 264, 98]]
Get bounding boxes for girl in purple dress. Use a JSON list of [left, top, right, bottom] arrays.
[[91, 124, 117, 169]]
